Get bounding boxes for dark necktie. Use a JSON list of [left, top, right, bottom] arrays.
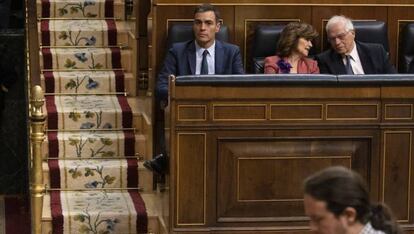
[[200, 49, 209, 75], [345, 55, 354, 75]]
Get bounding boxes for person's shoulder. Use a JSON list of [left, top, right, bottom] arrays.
[[170, 40, 194, 51], [216, 40, 240, 51], [303, 57, 317, 64], [264, 55, 280, 63], [301, 57, 319, 73], [356, 41, 385, 51]]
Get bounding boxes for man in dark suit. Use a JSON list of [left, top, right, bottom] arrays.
[[145, 3, 244, 174], [316, 15, 396, 74]]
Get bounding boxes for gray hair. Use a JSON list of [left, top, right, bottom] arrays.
[[326, 15, 354, 33]]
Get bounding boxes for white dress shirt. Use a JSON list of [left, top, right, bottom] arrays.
[[342, 43, 365, 74], [359, 222, 385, 234], [195, 41, 215, 75]]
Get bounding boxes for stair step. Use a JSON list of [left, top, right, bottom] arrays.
[[42, 160, 152, 191], [43, 96, 147, 132], [45, 158, 139, 189], [43, 130, 140, 159], [41, 190, 148, 234], [43, 131, 149, 161], [37, 0, 125, 20], [42, 191, 162, 234], [35, 1, 156, 232], [40, 47, 132, 71], [44, 95, 136, 130], [39, 20, 129, 47], [40, 71, 136, 96]]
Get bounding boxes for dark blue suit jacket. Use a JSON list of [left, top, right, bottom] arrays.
[[315, 41, 396, 74], [156, 40, 244, 101]]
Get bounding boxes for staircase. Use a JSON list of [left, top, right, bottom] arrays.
[[34, 0, 163, 233]]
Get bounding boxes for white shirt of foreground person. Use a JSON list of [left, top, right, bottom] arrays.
[[342, 43, 365, 74], [359, 222, 385, 234], [195, 41, 215, 75]]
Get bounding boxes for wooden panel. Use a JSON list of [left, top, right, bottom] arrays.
[[178, 105, 207, 121], [217, 138, 370, 222], [174, 86, 380, 100], [384, 104, 413, 120], [213, 104, 267, 121], [388, 7, 414, 70], [168, 79, 414, 232], [176, 133, 206, 225], [382, 131, 412, 222], [326, 103, 379, 120], [238, 157, 350, 201], [270, 104, 323, 120], [382, 87, 414, 99]]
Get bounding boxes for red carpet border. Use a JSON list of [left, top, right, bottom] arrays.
[[40, 0, 148, 233], [51, 190, 148, 234]]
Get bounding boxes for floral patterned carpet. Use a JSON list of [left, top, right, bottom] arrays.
[[39, 0, 148, 233]]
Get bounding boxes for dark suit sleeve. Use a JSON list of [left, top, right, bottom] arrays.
[[379, 45, 397, 74], [315, 54, 331, 74], [155, 48, 177, 103], [231, 46, 245, 74]]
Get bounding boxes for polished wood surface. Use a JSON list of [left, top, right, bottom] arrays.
[[168, 76, 414, 233]]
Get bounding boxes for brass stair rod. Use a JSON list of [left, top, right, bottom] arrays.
[[30, 85, 46, 234]]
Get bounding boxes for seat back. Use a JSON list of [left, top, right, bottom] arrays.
[[399, 23, 414, 73], [251, 25, 285, 74], [323, 20, 389, 52], [167, 23, 229, 48], [251, 24, 318, 74]]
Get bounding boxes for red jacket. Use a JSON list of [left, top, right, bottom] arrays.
[[264, 55, 319, 74]]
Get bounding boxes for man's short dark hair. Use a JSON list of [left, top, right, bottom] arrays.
[[194, 4, 221, 23]]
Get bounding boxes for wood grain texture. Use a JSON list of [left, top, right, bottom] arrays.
[[169, 81, 414, 232]]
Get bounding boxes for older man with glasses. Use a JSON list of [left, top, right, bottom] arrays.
[[315, 15, 396, 75]]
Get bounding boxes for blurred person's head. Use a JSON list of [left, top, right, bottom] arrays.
[[326, 15, 356, 55], [193, 4, 221, 48], [277, 22, 318, 58], [303, 166, 402, 234]]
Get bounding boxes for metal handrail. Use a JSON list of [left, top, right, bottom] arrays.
[[29, 85, 46, 234]]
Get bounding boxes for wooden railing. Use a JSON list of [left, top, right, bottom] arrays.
[[26, 0, 44, 232], [29, 86, 45, 234]]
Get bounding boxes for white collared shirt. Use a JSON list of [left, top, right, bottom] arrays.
[[359, 222, 385, 234], [342, 43, 365, 75], [195, 41, 215, 75]]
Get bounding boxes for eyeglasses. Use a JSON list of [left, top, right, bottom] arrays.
[[327, 30, 352, 42]]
